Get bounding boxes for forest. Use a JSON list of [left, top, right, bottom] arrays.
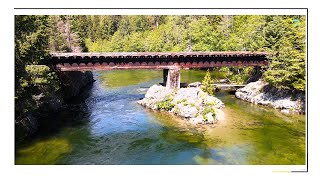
[[23, 15, 306, 89], [15, 15, 306, 139]]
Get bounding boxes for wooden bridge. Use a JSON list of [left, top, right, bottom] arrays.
[[49, 51, 269, 89]]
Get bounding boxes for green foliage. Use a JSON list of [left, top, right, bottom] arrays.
[[15, 16, 62, 137], [206, 101, 217, 107], [123, 31, 146, 51], [15, 15, 50, 103], [189, 16, 221, 51], [156, 96, 175, 111], [219, 16, 267, 51], [48, 16, 70, 52], [263, 16, 306, 91], [15, 16, 50, 65], [220, 67, 254, 84], [25, 65, 60, 92], [201, 70, 214, 95]]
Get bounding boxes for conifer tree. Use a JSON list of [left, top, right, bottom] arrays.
[[201, 69, 214, 95], [263, 16, 306, 91]]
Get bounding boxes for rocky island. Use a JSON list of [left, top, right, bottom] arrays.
[[138, 85, 225, 125]]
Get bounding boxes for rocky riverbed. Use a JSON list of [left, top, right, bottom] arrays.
[[138, 85, 225, 125], [235, 80, 305, 113]]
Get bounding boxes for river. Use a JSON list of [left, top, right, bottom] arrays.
[[15, 70, 306, 165]]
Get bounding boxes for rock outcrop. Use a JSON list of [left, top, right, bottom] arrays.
[[138, 85, 225, 125], [235, 80, 305, 113], [59, 71, 95, 101], [16, 71, 94, 143]]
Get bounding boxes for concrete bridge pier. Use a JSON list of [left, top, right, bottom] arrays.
[[163, 67, 180, 89]]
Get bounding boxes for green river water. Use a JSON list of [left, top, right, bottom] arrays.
[[15, 70, 306, 165]]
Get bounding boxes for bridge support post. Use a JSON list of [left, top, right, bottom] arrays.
[[163, 69, 169, 86], [163, 68, 180, 89]]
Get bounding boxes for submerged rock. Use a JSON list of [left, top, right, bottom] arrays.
[[138, 85, 225, 125], [235, 80, 305, 113]]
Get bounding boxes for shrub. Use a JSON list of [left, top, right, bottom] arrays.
[[156, 96, 175, 111]]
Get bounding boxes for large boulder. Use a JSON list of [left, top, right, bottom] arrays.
[[235, 80, 268, 102], [172, 87, 201, 106], [174, 104, 198, 118], [138, 85, 174, 109]]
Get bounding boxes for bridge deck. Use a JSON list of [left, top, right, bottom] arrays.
[[49, 51, 269, 71]]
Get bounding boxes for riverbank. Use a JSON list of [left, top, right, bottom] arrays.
[[235, 80, 305, 113], [15, 71, 94, 143], [138, 85, 225, 125]]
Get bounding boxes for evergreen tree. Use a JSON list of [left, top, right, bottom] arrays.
[[189, 16, 221, 51], [201, 69, 214, 95], [15, 15, 61, 139], [263, 16, 306, 91], [15, 15, 50, 105], [123, 31, 145, 51], [48, 16, 70, 52]]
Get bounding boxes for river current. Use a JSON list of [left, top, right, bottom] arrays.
[[15, 70, 305, 165]]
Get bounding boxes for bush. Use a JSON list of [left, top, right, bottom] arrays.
[[156, 96, 175, 111]]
